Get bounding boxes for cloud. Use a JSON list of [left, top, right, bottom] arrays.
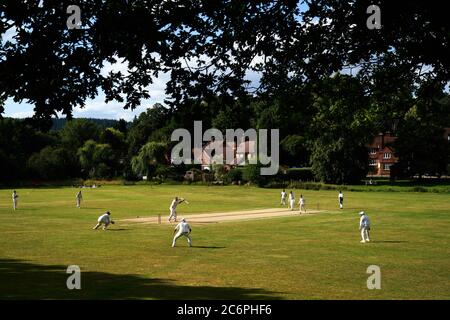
[[100, 57, 130, 77], [72, 95, 154, 121], [1, 27, 17, 45], [2, 98, 34, 118]]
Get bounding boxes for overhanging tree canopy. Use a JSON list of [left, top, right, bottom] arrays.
[[1, 0, 448, 128]]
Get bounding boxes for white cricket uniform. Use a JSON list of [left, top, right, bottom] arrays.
[[168, 199, 181, 222], [359, 215, 371, 242], [12, 193, 18, 210], [281, 191, 287, 205], [76, 192, 82, 208], [288, 193, 295, 210], [172, 221, 192, 247], [338, 193, 344, 209], [93, 213, 111, 230], [299, 197, 306, 212]]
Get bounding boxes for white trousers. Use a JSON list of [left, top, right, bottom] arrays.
[[289, 199, 295, 210], [172, 231, 192, 247], [281, 198, 286, 205], [168, 208, 177, 222], [361, 227, 370, 241], [93, 221, 110, 230], [76, 199, 81, 208], [13, 199, 17, 210]]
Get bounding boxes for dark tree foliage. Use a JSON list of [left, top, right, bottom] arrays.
[[2, 1, 447, 126], [0, 118, 54, 181], [393, 83, 450, 178], [1, 1, 449, 183], [27, 146, 75, 180], [308, 75, 372, 184]]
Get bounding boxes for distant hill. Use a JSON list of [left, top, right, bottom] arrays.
[[51, 118, 131, 131]]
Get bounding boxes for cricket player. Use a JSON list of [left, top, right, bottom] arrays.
[[298, 194, 306, 213], [76, 190, 83, 208], [12, 190, 18, 210], [288, 191, 295, 210], [338, 191, 344, 209], [168, 196, 186, 222], [172, 218, 192, 247], [359, 211, 371, 243], [280, 189, 287, 206], [93, 211, 115, 230]]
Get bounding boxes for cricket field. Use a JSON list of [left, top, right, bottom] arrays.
[[0, 185, 449, 299]]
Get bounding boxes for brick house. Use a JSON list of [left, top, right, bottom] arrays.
[[368, 133, 398, 177], [368, 128, 450, 177], [193, 140, 257, 171]]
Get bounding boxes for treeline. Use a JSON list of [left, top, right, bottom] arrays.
[[50, 118, 129, 131], [1, 75, 449, 184]]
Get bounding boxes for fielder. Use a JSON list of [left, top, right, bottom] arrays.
[[338, 191, 344, 209], [12, 190, 18, 210], [172, 218, 192, 247], [93, 211, 115, 230], [359, 211, 371, 243], [288, 191, 295, 210], [298, 194, 306, 214], [76, 190, 83, 208], [168, 196, 186, 222], [280, 189, 287, 206]]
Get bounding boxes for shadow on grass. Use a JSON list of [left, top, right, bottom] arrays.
[[374, 240, 408, 243], [190, 246, 226, 249], [0, 259, 281, 300]]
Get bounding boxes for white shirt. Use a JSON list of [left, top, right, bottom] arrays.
[[281, 191, 286, 199], [360, 215, 370, 228], [338, 193, 343, 199], [289, 193, 294, 201], [12, 193, 18, 200], [299, 197, 305, 205], [98, 213, 111, 224], [170, 199, 181, 210], [176, 221, 191, 233]]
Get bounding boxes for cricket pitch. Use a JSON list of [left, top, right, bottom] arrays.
[[120, 208, 324, 225]]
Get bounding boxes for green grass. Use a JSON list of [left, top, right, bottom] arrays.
[[0, 185, 449, 299]]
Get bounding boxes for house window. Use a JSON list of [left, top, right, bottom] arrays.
[[369, 160, 377, 166], [448, 134, 450, 141], [383, 164, 392, 171], [370, 148, 377, 155], [383, 152, 391, 159]]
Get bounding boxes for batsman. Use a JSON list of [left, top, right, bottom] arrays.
[[168, 196, 187, 222]]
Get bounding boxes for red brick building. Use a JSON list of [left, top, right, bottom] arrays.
[[368, 133, 398, 177], [193, 140, 257, 171], [368, 128, 450, 177]]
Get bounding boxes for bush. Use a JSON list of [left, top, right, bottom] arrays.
[[82, 179, 124, 186], [287, 182, 319, 190], [242, 164, 268, 186], [412, 186, 428, 192], [264, 181, 288, 188], [223, 168, 243, 184], [212, 164, 227, 181]]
